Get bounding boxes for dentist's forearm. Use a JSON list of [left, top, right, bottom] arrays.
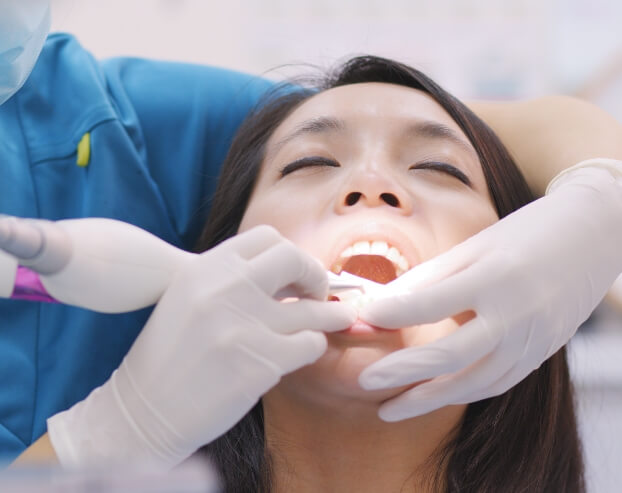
[[468, 95, 622, 196], [10, 432, 58, 466]]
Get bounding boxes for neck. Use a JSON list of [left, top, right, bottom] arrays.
[[262, 388, 464, 493]]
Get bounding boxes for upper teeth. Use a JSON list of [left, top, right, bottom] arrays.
[[333, 240, 410, 276]]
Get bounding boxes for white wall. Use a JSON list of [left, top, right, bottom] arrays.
[[50, 0, 622, 108]]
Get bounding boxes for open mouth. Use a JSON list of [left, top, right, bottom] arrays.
[[330, 240, 410, 284]]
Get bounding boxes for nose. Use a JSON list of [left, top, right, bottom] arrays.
[[335, 169, 413, 215]]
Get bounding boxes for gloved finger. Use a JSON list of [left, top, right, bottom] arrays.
[[386, 242, 475, 292], [219, 305, 328, 372], [268, 299, 357, 335], [0, 215, 44, 259], [0, 217, 73, 275], [358, 317, 499, 390], [478, 357, 544, 400], [376, 380, 461, 422], [255, 329, 328, 374], [451, 343, 530, 403], [224, 225, 284, 260], [247, 241, 328, 300], [375, 351, 514, 422], [359, 264, 479, 328]]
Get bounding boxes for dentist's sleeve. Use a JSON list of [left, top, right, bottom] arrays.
[[100, 57, 274, 249], [0, 35, 274, 464]]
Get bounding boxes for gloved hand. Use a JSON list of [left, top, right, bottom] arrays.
[[358, 158, 622, 421], [47, 225, 356, 468], [0, 216, 195, 312]]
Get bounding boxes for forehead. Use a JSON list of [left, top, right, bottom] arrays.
[[268, 82, 468, 144]]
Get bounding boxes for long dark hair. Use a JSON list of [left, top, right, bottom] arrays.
[[193, 56, 584, 492]]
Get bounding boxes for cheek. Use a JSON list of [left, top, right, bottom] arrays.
[[238, 192, 303, 236], [238, 187, 329, 258], [427, 194, 498, 250]]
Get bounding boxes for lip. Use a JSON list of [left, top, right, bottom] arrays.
[[336, 317, 396, 336], [325, 220, 421, 275]]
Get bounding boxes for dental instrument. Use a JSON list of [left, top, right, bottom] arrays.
[[0, 215, 367, 311], [327, 271, 366, 294]]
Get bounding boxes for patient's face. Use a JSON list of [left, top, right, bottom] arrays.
[[239, 83, 498, 407]]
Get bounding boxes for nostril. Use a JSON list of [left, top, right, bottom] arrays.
[[345, 192, 362, 206], [381, 193, 400, 207]]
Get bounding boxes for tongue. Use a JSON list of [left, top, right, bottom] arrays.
[[341, 255, 397, 284]]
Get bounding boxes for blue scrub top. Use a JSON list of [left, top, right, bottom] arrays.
[[0, 33, 272, 461]]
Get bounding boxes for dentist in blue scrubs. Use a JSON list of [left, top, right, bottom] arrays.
[[0, 0, 360, 467], [4, 0, 622, 469]]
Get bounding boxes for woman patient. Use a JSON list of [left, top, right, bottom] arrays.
[[193, 56, 583, 492]]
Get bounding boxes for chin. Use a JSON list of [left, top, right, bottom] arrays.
[[331, 344, 419, 401], [276, 339, 415, 407]]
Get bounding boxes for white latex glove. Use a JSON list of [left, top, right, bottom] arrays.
[[47, 225, 356, 468], [0, 216, 193, 312], [358, 158, 622, 421]]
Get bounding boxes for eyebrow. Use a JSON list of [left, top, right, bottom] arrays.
[[408, 121, 477, 156], [269, 116, 477, 158], [269, 117, 345, 158]]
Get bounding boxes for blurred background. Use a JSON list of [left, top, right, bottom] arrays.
[[50, 0, 622, 118], [49, 1, 622, 491]]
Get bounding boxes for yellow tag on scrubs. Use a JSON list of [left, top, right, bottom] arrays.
[[76, 132, 91, 167]]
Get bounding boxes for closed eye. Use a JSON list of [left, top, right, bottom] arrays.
[[279, 156, 340, 177], [409, 161, 472, 186]]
